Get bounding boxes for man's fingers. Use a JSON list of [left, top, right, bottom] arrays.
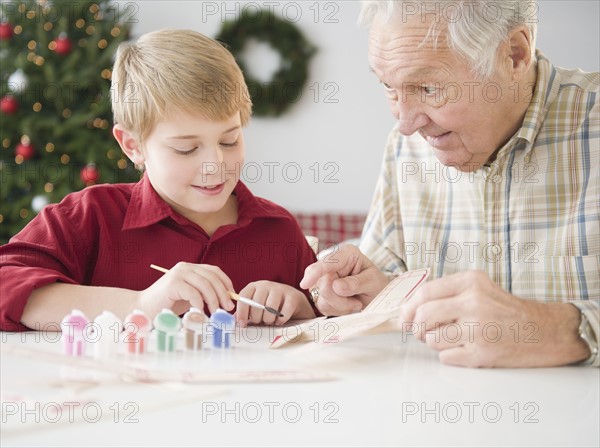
[[299, 245, 378, 317], [423, 324, 466, 350], [413, 299, 462, 336], [316, 274, 363, 316], [404, 271, 475, 321], [438, 346, 472, 367], [412, 272, 471, 303], [317, 294, 363, 317], [331, 268, 380, 297], [300, 245, 362, 290], [416, 271, 492, 303], [300, 259, 341, 290]]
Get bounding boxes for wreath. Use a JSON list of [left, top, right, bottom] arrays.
[[216, 9, 316, 117]]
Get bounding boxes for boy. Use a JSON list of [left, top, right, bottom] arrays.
[[0, 29, 317, 331]]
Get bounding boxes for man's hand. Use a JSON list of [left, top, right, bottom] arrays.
[[300, 245, 390, 316], [401, 270, 590, 367]]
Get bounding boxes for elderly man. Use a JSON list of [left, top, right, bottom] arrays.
[[301, 0, 599, 368]]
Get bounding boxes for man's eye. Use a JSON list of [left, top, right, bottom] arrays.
[[422, 86, 438, 95], [382, 82, 394, 91]]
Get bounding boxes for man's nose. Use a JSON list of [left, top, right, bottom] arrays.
[[393, 87, 429, 136]]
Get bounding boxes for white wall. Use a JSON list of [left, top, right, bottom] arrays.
[[121, 0, 600, 213], [536, 1, 600, 72]]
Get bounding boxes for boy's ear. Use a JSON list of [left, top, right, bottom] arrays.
[[113, 124, 144, 165]]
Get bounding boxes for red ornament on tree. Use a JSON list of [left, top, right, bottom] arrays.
[[53, 35, 73, 56], [80, 164, 100, 185], [0, 95, 19, 114], [0, 22, 13, 40], [15, 142, 35, 161]]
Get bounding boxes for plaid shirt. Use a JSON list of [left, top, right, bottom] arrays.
[[360, 51, 599, 366]]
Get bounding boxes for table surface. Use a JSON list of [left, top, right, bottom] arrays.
[[1, 326, 598, 448]]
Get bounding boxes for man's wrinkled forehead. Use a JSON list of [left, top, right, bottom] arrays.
[[367, 1, 466, 26], [367, 16, 452, 78], [372, 11, 448, 52]]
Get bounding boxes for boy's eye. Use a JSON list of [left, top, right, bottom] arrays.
[[173, 147, 197, 156]]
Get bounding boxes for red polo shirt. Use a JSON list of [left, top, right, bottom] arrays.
[[0, 176, 317, 331]]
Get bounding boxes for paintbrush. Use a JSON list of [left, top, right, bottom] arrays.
[[149, 264, 284, 318]]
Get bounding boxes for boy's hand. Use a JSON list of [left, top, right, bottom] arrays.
[[235, 281, 316, 327], [138, 262, 235, 317]]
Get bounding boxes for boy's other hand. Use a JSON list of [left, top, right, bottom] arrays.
[[138, 262, 235, 317], [235, 281, 316, 327]]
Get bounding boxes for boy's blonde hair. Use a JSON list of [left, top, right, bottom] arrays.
[[111, 29, 252, 143]]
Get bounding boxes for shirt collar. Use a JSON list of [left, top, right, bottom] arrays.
[[489, 50, 559, 167], [514, 50, 560, 148], [123, 174, 290, 231], [122, 174, 175, 230], [233, 180, 291, 226]]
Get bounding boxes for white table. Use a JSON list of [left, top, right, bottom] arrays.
[[1, 328, 598, 447]]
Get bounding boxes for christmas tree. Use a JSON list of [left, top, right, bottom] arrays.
[[0, 0, 140, 244]]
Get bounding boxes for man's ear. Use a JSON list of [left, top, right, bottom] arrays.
[[506, 26, 534, 80], [113, 124, 144, 166]]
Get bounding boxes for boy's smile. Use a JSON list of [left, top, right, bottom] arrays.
[[192, 183, 226, 196]]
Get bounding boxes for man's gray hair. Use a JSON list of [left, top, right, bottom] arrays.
[[359, 1, 538, 79]]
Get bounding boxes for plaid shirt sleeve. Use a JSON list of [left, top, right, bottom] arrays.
[[359, 128, 407, 277]]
